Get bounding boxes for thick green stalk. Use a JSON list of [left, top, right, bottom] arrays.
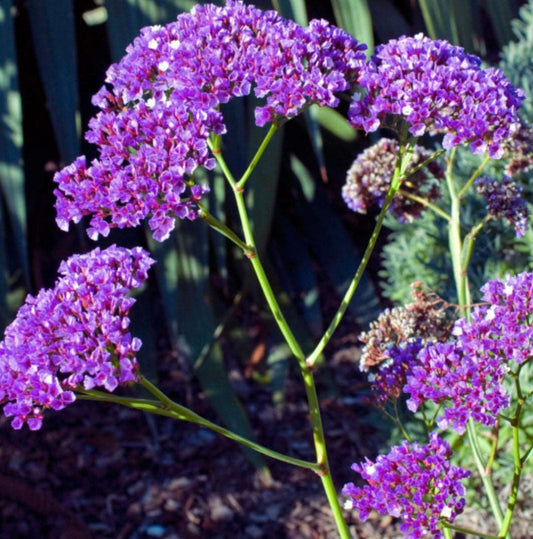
[[306, 138, 415, 367], [498, 374, 526, 538], [79, 383, 320, 473], [445, 151, 504, 530]]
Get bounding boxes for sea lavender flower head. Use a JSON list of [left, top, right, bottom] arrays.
[[343, 433, 470, 539], [403, 273, 533, 433], [343, 138, 444, 222], [0, 246, 154, 430], [349, 34, 524, 158], [475, 175, 528, 237], [54, 0, 366, 241]]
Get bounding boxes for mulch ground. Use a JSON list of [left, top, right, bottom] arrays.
[[1, 338, 532, 539]]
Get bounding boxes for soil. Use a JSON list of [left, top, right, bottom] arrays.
[[1, 332, 532, 539]]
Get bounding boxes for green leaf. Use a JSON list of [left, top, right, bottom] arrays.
[[0, 1, 29, 291], [270, 213, 322, 336], [27, 0, 80, 162], [331, 0, 374, 57], [485, 0, 516, 47], [313, 106, 356, 142], [290, 156, 380, 326], [418, 0, 450, 41], [418, 0, 475, 50], [275, 0, 307, 24], [368, 0, 410, 43]]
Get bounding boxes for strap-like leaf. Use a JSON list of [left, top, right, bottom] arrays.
[[331, 0, 374, 57], [0, 0, 29, 292], [27, 0, 79, 162]]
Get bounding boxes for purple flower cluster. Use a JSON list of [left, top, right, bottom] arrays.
[[475, 176, 528, 237], [342, 138, 444, 222], [479, 272, 533, 364], [405, 339, 509, 434], [349, 34, 524, 158], [0, 246, 154, 430], [343, 433, 469, 539], [54, 0, 366, 241], [405, 272, 533, 434], [368, 341, 422, 406]]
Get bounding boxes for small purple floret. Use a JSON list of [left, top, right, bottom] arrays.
[[349, 34, 524, 158], [343, 433, 470, 539], [0, 246, 154, 430]]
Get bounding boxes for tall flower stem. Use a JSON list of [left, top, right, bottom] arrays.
[[306, 137, 415, 367], [498, 372, 527, 538], [78, 381, 320, 473], [445, 149, 504, 531], [210, 131, 352, 539]]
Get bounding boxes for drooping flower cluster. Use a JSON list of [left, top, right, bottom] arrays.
[[475, 175, 528, 237], [404, 272, 533, 434], [343, 433, 469, 539], [360, 283, 453, 405], [360, 283, 452, 370], [54, 0, 366, 241], [342, 138, 444, 222], [349, 34, 524, 158], [0, 246, 154, 430]]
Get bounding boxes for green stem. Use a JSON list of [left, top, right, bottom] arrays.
[[211, 139, 352, 538], [444, 522, 499, 539], [457, 153, 491, 199], [306, 138, 415, 367], [398, 189, 451, 222], [446, 150, 504, 530], [460, 217, 490, 278], [498, 376, 525, 539], [79, 383, 320, 473], [392, 399, 413, 442], [198, 204, 251, 254], [237, 124, 278, 190], [402, 147, 446, 181], [442, 526, 453, 539], [232, 185, 351, 539]]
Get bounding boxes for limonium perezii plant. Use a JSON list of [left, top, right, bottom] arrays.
[[1, 1, 530, 537]]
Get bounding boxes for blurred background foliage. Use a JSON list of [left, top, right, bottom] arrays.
[[0, 0, 529, 468]]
